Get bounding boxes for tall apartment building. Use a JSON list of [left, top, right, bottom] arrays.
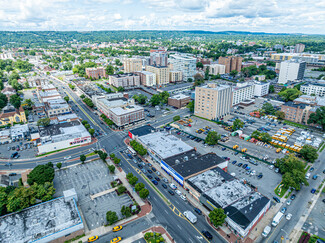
[[294, 43, 305, 53], [280, 102, 311, 124], [85, 67, 107, 79], [194, 84, 232, 120], [134, 71, 157, 86], [169, 53, 196, 81], [109, 73, 140, 88], [146, 65, 170, 86], [150, 49, 168, 67], [169, 71, 183, 82], [254, 82, 270, 97], [124, 58, 143, 73], [232, 83, 255, 106], [108, 105, 145, 127], [300, 83, 325, 97], [218, 56, 243, 73], [204, 64, 226, 75], [278, 60, 306, 84]]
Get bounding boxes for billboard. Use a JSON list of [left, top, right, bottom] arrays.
[[161, 160, 184, 185]]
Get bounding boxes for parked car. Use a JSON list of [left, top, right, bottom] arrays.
[[147, 175, 153, 179], [281, 207, 287, 213], [169, 183, 177, 190], [152, 180, 158, 185], [194, 208, 202, 215], [310, 167, 314, 172], [147, 169, 153, 174], [286, 213, 292, 220], [238, 163, 243, 167], [152, 167, 156, 172], [311, 188, 316, 194], [257, 173, 263, 179], [273, 197, 280, 203], [162, 183, 167, 189], [162, 178, 168, 183], [286, 199, 292, 205], [290, 194, 296, 200], [168, 190, 175, 195], [202, 231, 213, 240], [232, 161, 237, 165]]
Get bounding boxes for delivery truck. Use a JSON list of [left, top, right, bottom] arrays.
[[184, 211, 197, 224]]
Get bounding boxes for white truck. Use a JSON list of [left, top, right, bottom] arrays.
[[262, 226, 271, 237], [184, 211, 197, 224], [271, 212, 284, 227]]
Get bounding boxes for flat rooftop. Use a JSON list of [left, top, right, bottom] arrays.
[[139, 132, 193, 159], [129, 125, 155, 138], [0, 197, 82, 243], [160, 83, 193, 92], [165, 152, 226, 178], [202, 83, 231, 91], [109, 105, 143, 116], [170, 94, 190, 100]]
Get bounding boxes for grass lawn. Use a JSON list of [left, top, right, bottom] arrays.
[[274, 182, 288, 198], [283, 120, 309, 129], [37, 145, 80, 157], [305, 165, 311, 173], [144, 232, 165, 243], [85, 152, 96, 157]]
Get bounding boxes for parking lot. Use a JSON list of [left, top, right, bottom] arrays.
[[53, 160, 133, 230], [0, 139, 38, 160]]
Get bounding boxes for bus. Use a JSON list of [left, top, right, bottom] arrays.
[[128, 146, 136, 156]]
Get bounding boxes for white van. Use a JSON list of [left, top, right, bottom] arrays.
[[305, 173, 311, 180]]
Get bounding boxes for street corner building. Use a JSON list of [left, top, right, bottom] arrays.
[[0, 195, 84, 243]]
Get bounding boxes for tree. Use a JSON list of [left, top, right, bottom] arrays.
[[108, 165, 115, 173], [187, 100, 194, 113], [135, 183, 145, 192], [56, 163, 62, 170], [110, 153, 116, 159], [262, 102, 275, 115], [139, 188, 149, 199], [173, 116, 180, 122], [129, 176, 138, 186], [278, 88, 301, 102], [80, 155, 86, 163], [269, 85, 275, 93], [37, 118, 51, 127], [9, 94, 22, 109], [275, 154, 305, 174], [275, 111, 285, 120], [0, 93, 8, 109], [133, 94, 147, 104], [187, 78, 193, 82], [196, 62, 203, 69], [64, 96, 69, 102], [99, 152, 108, 161], [300, 145, 318, 163], [121, 205, 132, 218], [117, 185, 126, 194], [81, 120, 88, 125], [130, 140, 147, 156], [205, 131, 221, 145], [229, 70, 238, 78], [23, 81, 30, 89], [106, 211, 118, 225], [232, 119, 244, 130], [106, 65, 114, 75], [209, 208, 227, 228], [80, 94, 85, 99], [84, 124, 90, 129], [22, 99, 34, 110], [204, 66, 210, 80], [88, 128, 95, 136], [113, 157, 121, 165], [27, 162, 55, 185], [308, 106, 325, 130], [126, 172, 134, 180], [259, 132, 272, 143], [150, 94, 161, 106]]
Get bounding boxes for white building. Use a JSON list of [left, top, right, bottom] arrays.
[[204, 63, 226, 75], [300, 83, 325, 97], [169, 53, 196, 81], [232, 82, 255, 106], [254, 82, 270, 97], [278, 60, 306, 84], [135, 71, 157, 86]]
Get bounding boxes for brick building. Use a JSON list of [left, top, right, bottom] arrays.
[[281, 101, 312, 124], [85, 67, 107, 79], [218, 56, 243, 73], [168, 94, 191, 109]]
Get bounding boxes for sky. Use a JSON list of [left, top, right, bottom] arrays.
[[0, 0, 325, 34]]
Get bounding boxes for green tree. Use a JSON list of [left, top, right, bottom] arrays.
[[269, 85, 275, 93], [308, 106, 325, 130], [88, 128, 95, 136], [80, 155, 86, 163], [99, 152, 108, 161], [126, 173, 134, 180], [27, 162, 55, 185], [121, 205, 132, 218], [229, 70, 238, 78], [150, 94, 161, 106], [187, 78, 193, 82], [232, 119, 244, 130], [22, 98, 34, 110], [0, 93, 8, 109], [23, 81, 30, 89], [205, 131, 221, 145], [113, 157, 121, 165], [196, 62, 203, 69], [106, 211, 118, 225], [262, 102, 275, 115], [81, 120, 88, 125], [173, 115, 180, 122], [133, 94, 147, 104], [129, 176, 138, 186], [84, 124, 90, 129], [209, 208, 227, 228], [259, 132, 272, 143], [117, 185, 126, 194], [300, 145, 318, 163], [135, 183, 145, 192], [110, 153, 116, 159], [108, 165, 115, 173], [278, 88, 301, 102], [80, 94, 85, 99], [9, 94, 22, 109], [106, 65, 114, 75], [56, 163, 62, 170], [204, 66, 210, 80], [187, 100, 194, 113], [64, 96, 69, 102], [275, 110, 285, 120], [37, 118, 51, 127], [139, 188, 149, 199]]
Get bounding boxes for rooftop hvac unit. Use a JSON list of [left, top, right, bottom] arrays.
[[184, 156, 188, 161], [175, 159, 180, 164]]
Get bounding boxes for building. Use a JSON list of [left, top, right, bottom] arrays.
[[278, 60, 306, 84], [204, 63, 226, 75], [0, 196, 84, 243], [38, 89, 61, 103], [157, 83, 193, 95], [168, 94, 191, 109], [92, 94, 134, 118], [194, 84, 232, 120], [124, 58, 143, 73], [0, 105, 27, 126], [169, 54, 196, 81], [1, 87, 16, 98], [10, 124, 29, 140], [254, 82, 270, 97], [150, 49, 168, 67], [109, 73, 140, 88], [37, 120, 91, 154], [186, 167, 270, 238], [169, 71, 183, 82], [108, 105, 145, 127], [280, 101, 312, 124], [218, 56, 243, 73], [45, 98, 71, 118], [270, 53, 325, 64], [128, 125, 155, 140], [0, 175, 9, 187], [294, 43, 305, 53], [135, 71, 157, 86], [85, 67, 107, 79], [300, 82, 325, 97], [146, 65, 170, 86], [232, 82, 255, 106]]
